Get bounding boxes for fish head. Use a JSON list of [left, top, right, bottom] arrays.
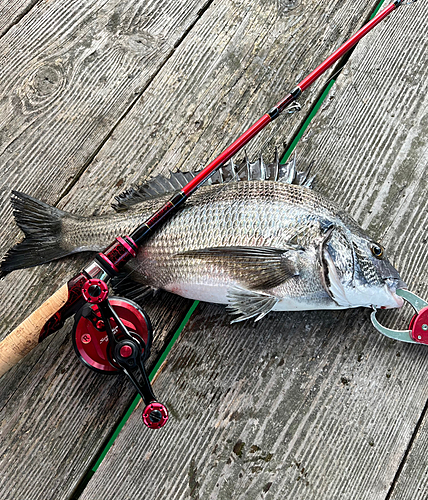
[[321, 226, 405, 309]]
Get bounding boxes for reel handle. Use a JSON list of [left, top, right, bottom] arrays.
[[79, 280, 169, 429], [0, 283, 69, 376]]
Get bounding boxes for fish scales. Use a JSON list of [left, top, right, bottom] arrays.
[[133, 182, 345, 283], [1, 157, 405, 321]]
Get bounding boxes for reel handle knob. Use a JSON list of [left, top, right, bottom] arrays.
[[142, 402, 169, 429]]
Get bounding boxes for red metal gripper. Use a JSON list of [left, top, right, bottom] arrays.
[[410, 306, 428, 344]]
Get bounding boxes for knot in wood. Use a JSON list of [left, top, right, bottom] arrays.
[[18, 61, 67, 112]]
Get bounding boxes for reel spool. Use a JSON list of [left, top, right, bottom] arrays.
[[72, 297, 152, 374], [72, 280, 168, 429]]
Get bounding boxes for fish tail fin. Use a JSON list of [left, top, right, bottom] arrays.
[[1, 191, 84, 278]]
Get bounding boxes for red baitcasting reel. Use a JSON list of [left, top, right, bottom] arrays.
[[72, 279, 168, 429]]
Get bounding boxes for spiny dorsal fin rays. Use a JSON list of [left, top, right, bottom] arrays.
[[260, 154, 266, 181], [272, 147, 279, 181], [246, 152, 265, 181], [244, 150, 251, 180], [112, 150, 315, 212], [287, 151, 297, 184], [112, 170, 198, 211], [299, 160, 315, 188]]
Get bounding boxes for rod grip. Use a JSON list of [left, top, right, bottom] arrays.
[[0, 283, 69, 377]]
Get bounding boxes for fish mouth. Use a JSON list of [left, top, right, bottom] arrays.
[[384, 289, 404, 309], [378, 278, 407, 309]]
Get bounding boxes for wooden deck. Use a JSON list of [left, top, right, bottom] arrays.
[[0, 0, 427, 498]]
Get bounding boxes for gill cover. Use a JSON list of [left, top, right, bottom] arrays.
[[321, 227, 355, 307]]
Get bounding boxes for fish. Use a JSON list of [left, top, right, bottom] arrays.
[[0, 152, 406, 322]]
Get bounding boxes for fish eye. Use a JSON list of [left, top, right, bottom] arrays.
[[371, 243, 384, 259]]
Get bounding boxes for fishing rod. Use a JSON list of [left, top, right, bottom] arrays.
[[0, 0, 413, 428]]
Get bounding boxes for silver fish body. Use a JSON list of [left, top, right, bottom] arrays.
[[122, 181, 404, 317], [2, 158, 405, 321]]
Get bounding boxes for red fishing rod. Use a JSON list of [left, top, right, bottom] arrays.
[[0, 0, 409, 428], [132, 0, 407, 242]]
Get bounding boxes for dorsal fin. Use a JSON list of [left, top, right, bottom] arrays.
[[112, 170, 197, 212], [112, 148, 315, 212]]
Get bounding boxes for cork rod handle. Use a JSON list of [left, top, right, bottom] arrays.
[[0, 283, 69, 377]]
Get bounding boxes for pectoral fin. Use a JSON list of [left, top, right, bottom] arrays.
[[181, 245, 302, 290], [227, 287, 278, 323]]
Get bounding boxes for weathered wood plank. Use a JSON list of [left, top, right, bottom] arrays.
[[0, 0, 210, 253], [0, 0, 39, 38], [0, 0, 406, 498], [79, 2, 428, 500], [367, 10, 428, 498], [81, 304, 428, 500], [0, 0, 208, 344], [388, 414, 428, 500], [58, 0, 381, 217], [0, 0, 210, 498]]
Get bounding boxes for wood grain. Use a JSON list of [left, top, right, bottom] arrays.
[[388, 412, 428, 500], [0, 0, 209, 498], [0, 0, 39, 37], [79, 2, 428, 499], [81, 304, 428, 500], [0, 0, 210, 255], [0, 289, 193, 500], [57, 0, 387, 217]]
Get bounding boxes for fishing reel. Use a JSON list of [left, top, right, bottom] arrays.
[[72, 279, 168, 429]]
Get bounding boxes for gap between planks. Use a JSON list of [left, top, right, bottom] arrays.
[[0, 0, 41, 39], [76, 0, 428, 499], [0, 0, 398, 498], [385, 395, 428, 499], [70, 300, 200, 500], [58, 0, 216, 205]]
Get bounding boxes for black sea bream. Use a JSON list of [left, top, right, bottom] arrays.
[[1, 154, 405, 321]]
